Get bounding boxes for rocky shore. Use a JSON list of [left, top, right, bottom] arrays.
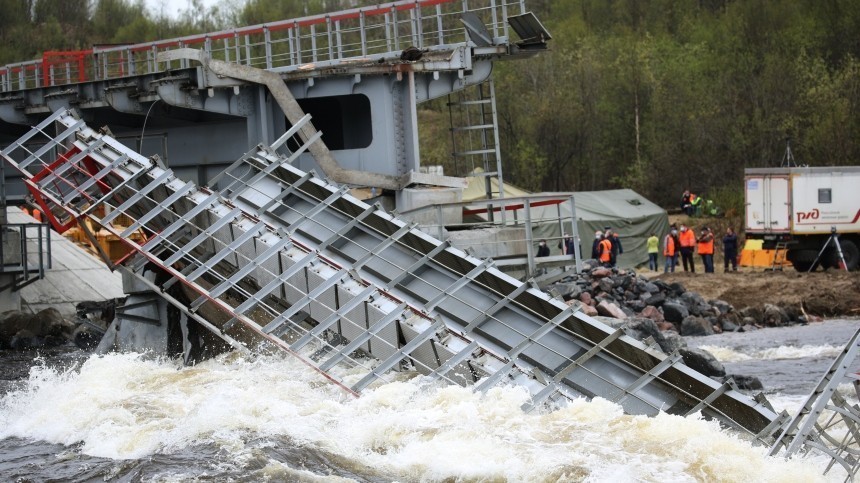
[[545, 260, 839, 390]]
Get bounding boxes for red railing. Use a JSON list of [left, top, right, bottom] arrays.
[[0, 0, 525, 92], [42, 50, 92, 86]]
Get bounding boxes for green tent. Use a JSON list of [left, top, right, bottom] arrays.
[[547, 189, 670, 268], [463, 176, 669, 268]]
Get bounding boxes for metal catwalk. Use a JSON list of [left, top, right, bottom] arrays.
[[3, 109, 785, 441]]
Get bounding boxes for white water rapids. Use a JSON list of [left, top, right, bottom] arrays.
[[1, 333, 851, 483]]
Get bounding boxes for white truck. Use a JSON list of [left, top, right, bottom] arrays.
[[744, 166, 860, 271]]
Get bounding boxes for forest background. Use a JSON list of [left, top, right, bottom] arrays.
[[1, 0, 859, 211]]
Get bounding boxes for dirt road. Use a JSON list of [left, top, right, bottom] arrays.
[[650, 269, 860, 316]]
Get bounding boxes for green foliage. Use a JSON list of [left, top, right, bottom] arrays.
[[706, 184, 744, 220], [1, 0, 859, 211], [491, 0, 860, 207]]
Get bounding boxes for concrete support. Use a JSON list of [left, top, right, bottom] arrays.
[[0, 274, 21, 312], [159, 48, 404, 190]]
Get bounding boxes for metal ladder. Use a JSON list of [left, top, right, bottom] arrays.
[[769, 325, 860, 480], [770, 240, 790, 271], [448, 79, 505, 200]]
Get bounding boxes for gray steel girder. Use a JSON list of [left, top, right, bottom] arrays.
[[0, 109, 785, 445]]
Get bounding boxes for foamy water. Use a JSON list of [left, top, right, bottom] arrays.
[[0, 352, 842, 482], [698, 344, 844, 363]]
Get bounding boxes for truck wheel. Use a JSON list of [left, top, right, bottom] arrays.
[[789, 249, 818, 272], [830, 240, 860, 271]]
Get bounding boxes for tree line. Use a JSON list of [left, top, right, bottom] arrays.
[[1, 0, 858, 210]]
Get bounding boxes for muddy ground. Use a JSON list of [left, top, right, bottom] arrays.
[[649, 269, 860, 317], [648, 214, 860, 317]]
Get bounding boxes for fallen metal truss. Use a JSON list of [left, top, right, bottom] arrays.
[[769, 326, 860, 480], [2, 108, 784, 440]]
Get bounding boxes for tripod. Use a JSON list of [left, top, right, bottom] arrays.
[[780, 138, 796, 167], [810, 228, 849, 272]]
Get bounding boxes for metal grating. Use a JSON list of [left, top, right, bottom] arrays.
[[1, 108, 792, 446]]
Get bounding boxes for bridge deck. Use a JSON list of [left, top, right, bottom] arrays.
[[1, 108, 784, 442]]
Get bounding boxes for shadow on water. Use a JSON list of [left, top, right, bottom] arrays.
[[0, 434, 394, 482]]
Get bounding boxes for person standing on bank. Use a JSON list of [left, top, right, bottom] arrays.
[[679, 224, 696, 272], [605, 227, 623, 267], [647, 232, 659, 271], [558, 233, 572, 255], [664, 228, 677, 273], [697, 226, 715, 273], [597, 233, 613, 268], [590, 231, 603, 260], [723, 227, 739, 272], [537, 239, 550, 257]]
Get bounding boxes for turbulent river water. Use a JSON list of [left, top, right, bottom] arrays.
[[1, 319, 859, 482]]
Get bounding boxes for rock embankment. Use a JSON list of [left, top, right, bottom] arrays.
[[546, 261, 810, 389]]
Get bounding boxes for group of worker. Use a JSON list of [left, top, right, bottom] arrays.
[[648, 224, 739, 274], [680, 190, 701, 217], [538, 227, 624, 268], [582, 228, 622, 268]]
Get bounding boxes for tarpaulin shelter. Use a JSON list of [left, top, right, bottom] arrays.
[[463, 174, 669, 268]]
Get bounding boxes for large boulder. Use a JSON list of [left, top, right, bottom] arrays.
[[680, 347, 726, 377], [591, 267, 612, 278], [681, 291, 705, 307], [597, 300, 627, 319], [661, 330, 687, 354], [643, 292, 666, 307], [597, 278, 615, 294], [579, 292, 594, 306], [662, 302, 689, 324], [711, 299, 733, 315], [0, 308, 72, 350], [614, 275, 632, 289], [553, 283, 582, 301], [739, 306, 763, 324], [728, 374, 764, 391], [763, 304, 789, 327], [640, 305, 664, 323], [627, 299, 647, 313], [680, 315, 715, 336], [667, 282, 686, 297], [627, 317, 677, 354], [580, 303, 599, 317], [717, 312, 741, 332], [592, 315, 625, 329]]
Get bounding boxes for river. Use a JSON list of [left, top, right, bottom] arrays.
[[1, 319, 858, 482]]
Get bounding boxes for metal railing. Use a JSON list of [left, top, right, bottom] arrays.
[[0, 0, 527, 93], [0, 222, 52, 291], [400, 193, 583, 278]]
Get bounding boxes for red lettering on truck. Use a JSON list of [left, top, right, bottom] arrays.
[[796, 209, 819, 223]]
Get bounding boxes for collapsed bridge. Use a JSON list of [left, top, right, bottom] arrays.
[[3, 108, 784, 441], [3, 0, 860, 478]]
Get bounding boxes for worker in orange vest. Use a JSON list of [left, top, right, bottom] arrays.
[[597, 234, 613, 267], [697, 226, 715, 273], [663, 228, 677, 273], [32, 207, 43, 223], [678, 224, 696, 272]]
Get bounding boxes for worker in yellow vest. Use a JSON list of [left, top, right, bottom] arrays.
[[647, 232, 659, 271]]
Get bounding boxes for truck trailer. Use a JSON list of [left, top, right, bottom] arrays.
[[744, 166, 860, 271]]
